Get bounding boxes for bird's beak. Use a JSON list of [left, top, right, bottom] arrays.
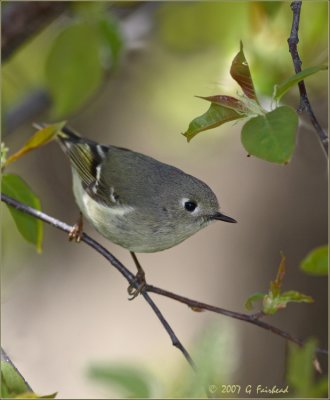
[[212, 212, 237, 223]]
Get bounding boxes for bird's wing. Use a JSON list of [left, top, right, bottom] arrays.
[[58, 127, 116, 207]]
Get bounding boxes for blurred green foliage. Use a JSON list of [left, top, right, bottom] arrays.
[[46, 22, 104, 118], [2, 2, 122, 122], [87, 322, 238, 398], [157, 2, 328, 95], [88, 364, 153, 398], [300, 246, 328, 276], [2, 1, 327, 126], [287, 339, 328, 398], [87, 325, 328, 398]]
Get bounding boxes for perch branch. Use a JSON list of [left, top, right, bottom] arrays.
[[288, 1, 328, 156], [1, 194, 328, 364], [0, 193, 195, 370]]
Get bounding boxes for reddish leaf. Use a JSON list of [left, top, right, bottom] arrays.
[[230, 41, 259, 103], [271, 252, 286, 296], [196, 95, 248, 113]]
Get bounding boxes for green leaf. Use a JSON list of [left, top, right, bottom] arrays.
[[274, 65, 328, 101], [287, 339, 328, 397], [279, 291, 314, 304], [1, 361, 31, 398], [2, 174, 43, 253], [183, 103, 245, 142], [46, 22, 103, 118], [5, 122, 66, 167], [241, 106, 298, 164], [88, 365, 151, 398], [244, 292, 265, 310], [230, 41, 259, 103], [300, 245, 328, 276]]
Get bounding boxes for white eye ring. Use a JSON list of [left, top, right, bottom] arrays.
[[181, 198, 198, 213]]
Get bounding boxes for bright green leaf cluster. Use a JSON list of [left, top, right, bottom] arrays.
[[183, 42, 325, 164], [245, 254, 314, 315], [287, 339, 328, 397], [300, 245, 328, 276]]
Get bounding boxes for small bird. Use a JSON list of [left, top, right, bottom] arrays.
[[53, 125, 237, 297]]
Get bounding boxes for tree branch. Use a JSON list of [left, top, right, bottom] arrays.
[[1, 1, 68, 62], [287, 1, 328, 156], [146, 286, 328, 356], [1, 193, 196, 370], [1, 193, 328, 370]]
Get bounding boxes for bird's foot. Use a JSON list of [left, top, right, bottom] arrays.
[[127, 269, 146, 300], [69, 213, 83, 242]]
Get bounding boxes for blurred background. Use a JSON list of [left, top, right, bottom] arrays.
[[1, 1, 328, 398]]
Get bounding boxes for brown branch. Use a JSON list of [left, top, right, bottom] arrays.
[[146, 285, 328, 356], [1, 1, 68, 62], [287, 1, 328, 156], [1, 193, 328, 368]]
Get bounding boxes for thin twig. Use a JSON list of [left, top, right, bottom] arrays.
[[1, 194, 328, 360], [0, 193, 195, 370], [145, 285, 328, 356], [288, 1, 328, 156]]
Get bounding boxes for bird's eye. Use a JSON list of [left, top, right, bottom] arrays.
[[184, 201, 197, 212]]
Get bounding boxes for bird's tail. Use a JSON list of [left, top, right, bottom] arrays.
[[33, 123, 105, 187]]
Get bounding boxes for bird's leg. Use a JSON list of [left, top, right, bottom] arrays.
[[127, 252, 146, 300], [68, 212, 84, 242]]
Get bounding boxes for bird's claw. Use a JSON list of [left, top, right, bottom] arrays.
[[127, 270, 146, 300], [68, 214, 83, 242]]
